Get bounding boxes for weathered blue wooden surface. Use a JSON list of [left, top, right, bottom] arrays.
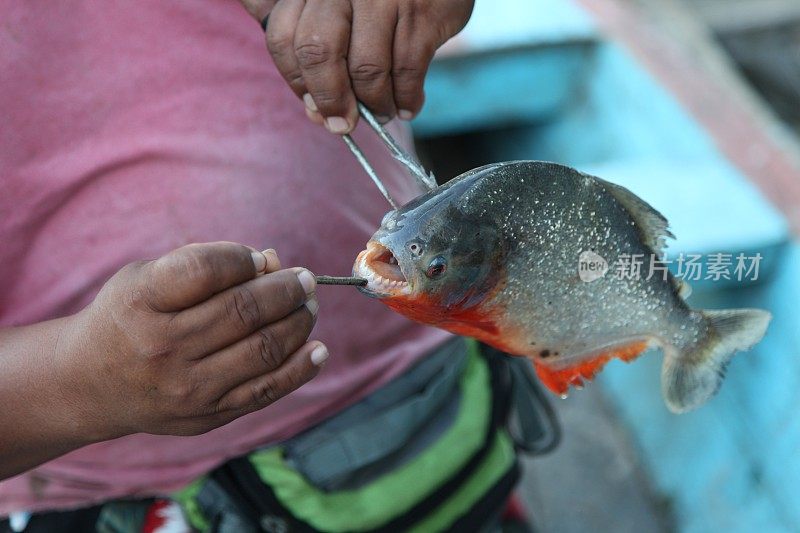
[[412, 44, 594, 138], [414, 0, 596, 137], [451, 0, 596, 50], [413, 1, 798, 530]]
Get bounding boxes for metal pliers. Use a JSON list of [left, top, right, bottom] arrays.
[[342, 103, 437, 209], [317, 105, 437, 286]]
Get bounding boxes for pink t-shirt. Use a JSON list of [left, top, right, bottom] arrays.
[[0, 1, 450, 514]]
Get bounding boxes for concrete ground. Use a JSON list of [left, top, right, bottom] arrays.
[[516, 385, 674, 533]]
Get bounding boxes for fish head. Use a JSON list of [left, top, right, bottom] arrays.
[[353, 182, 506, 330]]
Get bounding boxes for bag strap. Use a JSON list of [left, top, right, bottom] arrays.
[[481, 344, 561, 455], [507, 356, 561, 454]]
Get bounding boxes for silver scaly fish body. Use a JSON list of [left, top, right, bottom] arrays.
[[353, 161, 771, 412]]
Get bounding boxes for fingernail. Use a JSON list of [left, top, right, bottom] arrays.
[[311, 344, 329, 366], [303, 93, 318, 112], [262, 249, 281, 272], [251, 251, 267, 273], [324, 116, 351, 134], [398, 109, 414, 120], [305, 298, 318, 317], [375, 114, 391, 124], [297, 269, 316, 296]]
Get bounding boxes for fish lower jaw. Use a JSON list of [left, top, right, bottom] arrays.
[[355, 256, 410, 296], [362, 270, 410, 295]]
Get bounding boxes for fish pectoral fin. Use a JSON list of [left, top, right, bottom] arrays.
[[533, 341, 650, 397]]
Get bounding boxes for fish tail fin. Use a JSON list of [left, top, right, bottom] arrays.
[[661, 309, 771, 413]]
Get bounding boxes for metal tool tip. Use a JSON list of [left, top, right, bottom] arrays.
[[315, 275, 368, 286]]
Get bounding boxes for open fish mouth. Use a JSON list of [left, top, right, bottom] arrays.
[[354, 241, 410, 297]]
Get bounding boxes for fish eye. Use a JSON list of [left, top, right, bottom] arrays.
[[408, 242, 424, 256], [425, 256, 447, 279]]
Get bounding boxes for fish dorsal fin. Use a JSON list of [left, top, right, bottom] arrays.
[[672, 278, 692, 299], [533, 341, 650, 396], [599, 179, 674, 256]]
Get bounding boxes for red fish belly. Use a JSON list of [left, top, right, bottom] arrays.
[[384, 297, 498, 339]]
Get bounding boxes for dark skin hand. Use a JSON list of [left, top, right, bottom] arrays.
[[239, 0, 475, 133], [0, 243, 327, 481]]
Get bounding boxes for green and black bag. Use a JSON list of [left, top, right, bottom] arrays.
[[175, 338, 559, 533]]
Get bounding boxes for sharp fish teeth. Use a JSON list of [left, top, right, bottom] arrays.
[[356, 259, 410, 292]]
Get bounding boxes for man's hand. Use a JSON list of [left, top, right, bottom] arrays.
[[0, 242, 328, 479], [63, 242, 325, 439], [241, 0, 474, 134]]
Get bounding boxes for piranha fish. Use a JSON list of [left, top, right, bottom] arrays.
[[353, 161, 771, 413]]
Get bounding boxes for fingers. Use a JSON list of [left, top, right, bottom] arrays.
[[215, 341, 328, 414], [265, 0, 425, 130], [143, 243, 274, 313], [266, 0, 306, 96], [267, 0, 358, 132], [265, 0, 474, 132], [390, 0, 474, 118], [348, 0, 398, 122], [391, 11, 437, 120], [267, 0, 326, 126], [294, 0, 357, 134], [197, 304, 316, 396], [173, 268, 316, 357]]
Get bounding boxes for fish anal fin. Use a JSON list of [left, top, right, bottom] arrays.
[[534, 341, 649, 396], [614, 342, 649, 362]]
